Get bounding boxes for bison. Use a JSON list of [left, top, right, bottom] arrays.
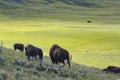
[[49, 44, 71, 68], [87, 20, 91, 23], [103, 66, 120, 74], [25, 44, 43, 62], [13, 43, 24, 52]]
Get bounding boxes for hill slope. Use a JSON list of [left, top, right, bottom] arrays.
[[0, 0, 120, 24], [0, 0, 120, 8], [0, 47, 120, 80]]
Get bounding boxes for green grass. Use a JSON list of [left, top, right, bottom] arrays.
[[0, 48, 120, 80], [0, 0, 120, 24], [0, 0, 120, 68], [0, 19, 120, 68], [0, 0, 120, 79]]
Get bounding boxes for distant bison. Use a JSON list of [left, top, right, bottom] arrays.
[[13, 43, 24, 52], [87, 20, 91, 23], [25, 44, 43, 62], [49, 44, 71, 68], [103, 66, 120, 74]]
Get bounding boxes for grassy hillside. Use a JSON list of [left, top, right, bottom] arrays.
[[0, 0, 120, 24], [0, 19, 120, 68], [0, 47, 120, 80], [0, 0, 120, 69]]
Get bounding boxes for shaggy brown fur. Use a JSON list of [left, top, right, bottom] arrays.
[[25, 44, 43, 62], [13, 43, 24, 52], [49, 44, 70, 68], [103, 66, 120, 74]]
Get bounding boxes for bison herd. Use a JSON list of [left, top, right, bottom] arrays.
[[13, 43, 71, 68], [13, 43, 120, 74]]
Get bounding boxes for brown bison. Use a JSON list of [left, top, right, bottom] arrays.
[[25, 44, 43, 62], [13, 43, 24, 52], [103, 66, 120, 74], [49, 44, 71, 68]]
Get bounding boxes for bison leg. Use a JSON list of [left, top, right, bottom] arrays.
[[14, 48, 16, 50], [39, 59, 43, 68], [67, 59, 71, 68], [35, 56, 37, 60], [55, 60, 58, 64], [50, 56, 55, 64], [21, 49, 24, 52], [27, 56, 30, 61], [38, 54, 43, 61], [62, 61, 65, 64], [52, 60, 55, 64]]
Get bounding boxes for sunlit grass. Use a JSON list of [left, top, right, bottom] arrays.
[[0, 19, 120, 68]]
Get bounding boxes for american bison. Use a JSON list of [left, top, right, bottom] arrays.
[[103, 66, 120, 74], [13, 43, 24, 52], [87, 20, 91, 23], [25, 44, 43, 62], [49, 44, 71, 68]]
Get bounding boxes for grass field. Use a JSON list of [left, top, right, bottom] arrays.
[[0, 0, 120, 69], [0, 0, 120, 79], [0, 19, 120, 68]]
